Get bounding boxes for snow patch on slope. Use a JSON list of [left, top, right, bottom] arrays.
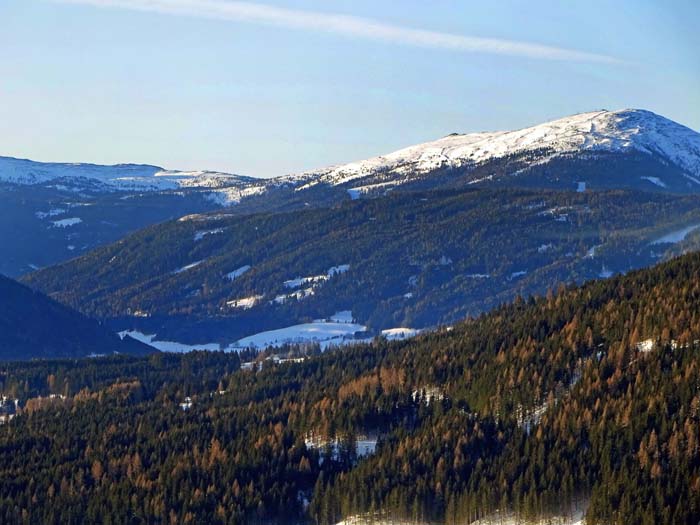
[[381, 328, 420, 340], [173, 260, 205, 274], [274, 287, 315, 304], [649, 224, 700, 245], [119, 331, 220, 353], [641, 176, 667, 188], [283, 264, 350, 289], [230, 321, 366, 350], [194, 228, 224, 241], [36, 208, 67, 219], [226, 265, 251, 281], [51, 218, 82, 228], [226, 295, 262, 310]]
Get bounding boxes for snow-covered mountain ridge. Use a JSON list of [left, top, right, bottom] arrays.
[[3, 109, 700, 204], [292, 109, 700, 189], [0, 156, 254, 192]]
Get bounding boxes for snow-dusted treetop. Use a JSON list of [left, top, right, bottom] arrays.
[[292, 109, 700, 187]]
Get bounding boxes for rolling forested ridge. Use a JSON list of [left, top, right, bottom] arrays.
[[23, 188, 700, 346], [2, 249, 700, 524]]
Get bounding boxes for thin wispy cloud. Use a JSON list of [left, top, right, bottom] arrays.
[[53, 0, 619, 63]]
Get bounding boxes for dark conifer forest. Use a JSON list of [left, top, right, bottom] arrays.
[[4, 2, 700, 522], [2, 249, 700, 524]]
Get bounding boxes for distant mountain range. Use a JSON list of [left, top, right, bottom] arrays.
[[0, 155, 256, 195], [10, 108, 698, 196], [137, 108, 700, 214], [4, 108, 699, 278], [0, 274, 153, 360], [199, 108, 700, 207], [285, 108, 700, 192], [4, 109, 700, 203]]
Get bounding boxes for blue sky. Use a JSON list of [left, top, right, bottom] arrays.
[[1, 0, 698, 177]]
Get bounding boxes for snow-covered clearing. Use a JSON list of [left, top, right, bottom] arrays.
[[51, 217, 82, 228], [35, 208, 66, 219], [240, 355, 307, 371], [335, 517, 431, 525], [328, 310, 353, 323], [205, 184, 268, 206], [119, 331, 221, 353], [226, 265, 251, 281], [649, 223, 700, 244], [284, 264, 350, 289], [173, 260, 205, 274], [381, 328, 420, 340], [305, 433, 378, 460], [328, 264, 350, 276], [274, 287, 315, 304], [346, 181, 403, 200], [194, 228, 224, 241], [641, 176, 667, 188], [226, 295, 263, 310], [517, 402, 550, 435], [284, 275, 328, 288], [230, 320, 366, 350], [470, 508, 586, 525], [636, 339, 655, 353], [412, 386, 444, 404]]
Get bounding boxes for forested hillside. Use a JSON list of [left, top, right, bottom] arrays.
[[2, 251, 700, 523], [23, 188, 700, 346], [0, 275, 153, 360], [0, 180, 224, 278]]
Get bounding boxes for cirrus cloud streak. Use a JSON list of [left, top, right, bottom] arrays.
[[52, 0, 619, 63]]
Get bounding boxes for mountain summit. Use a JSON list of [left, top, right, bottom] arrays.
[[3, 109, 699, 202], [289, 109, 700, 192]]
